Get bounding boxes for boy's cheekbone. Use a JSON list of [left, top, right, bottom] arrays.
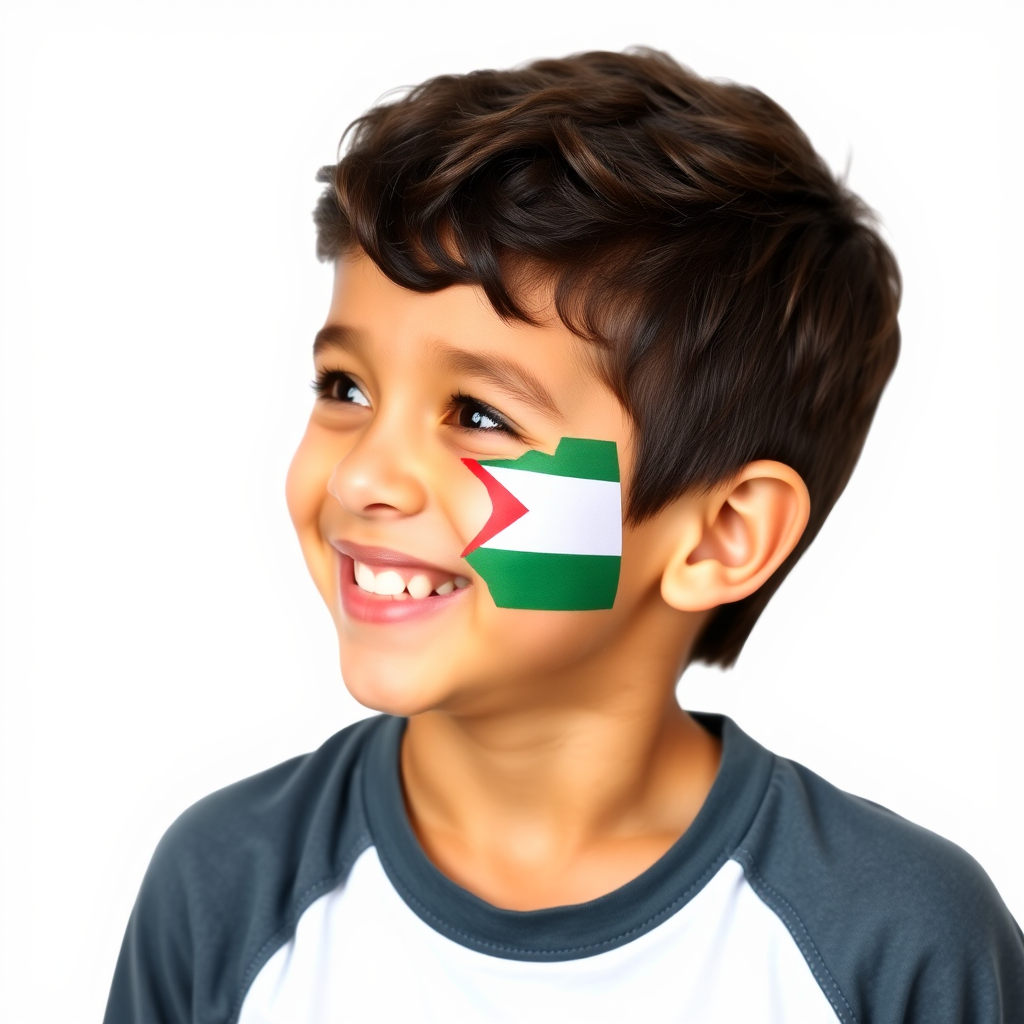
[[105, 48, 1024, 1023]]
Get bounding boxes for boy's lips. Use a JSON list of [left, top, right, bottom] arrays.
[[333, 540, 456, 573], [332, 540, 472, 624]]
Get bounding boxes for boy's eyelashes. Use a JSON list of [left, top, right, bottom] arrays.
[[446, 391, 520, 438], [311, 370, 522, 439], [313, 369, 370, 407]]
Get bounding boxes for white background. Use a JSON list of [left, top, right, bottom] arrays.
[[1, 0, 1021, 1019]]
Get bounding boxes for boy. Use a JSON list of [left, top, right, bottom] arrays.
[[105, 49, 1024, 1022]]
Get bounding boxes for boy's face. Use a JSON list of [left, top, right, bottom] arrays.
[[287, 252, 685, 716]]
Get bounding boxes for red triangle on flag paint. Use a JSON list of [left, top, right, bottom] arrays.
[[460, 459, 529, 557]]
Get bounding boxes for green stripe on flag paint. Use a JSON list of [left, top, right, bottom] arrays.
[[465, 549, 620, 610], [480, 437, 619, 482]]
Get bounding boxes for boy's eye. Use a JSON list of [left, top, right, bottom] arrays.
[[449, 393, 517, 436], [314, 370, 370, 407]]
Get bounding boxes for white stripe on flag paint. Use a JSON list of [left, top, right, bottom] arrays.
[[480, 467, 621, 556]]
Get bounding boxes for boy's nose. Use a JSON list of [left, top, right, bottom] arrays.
[[327, 433, 428, 519]]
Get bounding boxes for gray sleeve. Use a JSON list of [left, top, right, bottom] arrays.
[[104, 801, 217, 1024], [734, 757, 1024, 1024], [103, 718, 378, 1024]]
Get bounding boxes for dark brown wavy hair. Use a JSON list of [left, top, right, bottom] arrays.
[[313, 48, 901, 667]]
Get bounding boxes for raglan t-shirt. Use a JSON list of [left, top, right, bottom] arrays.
[[105, 714, 1024, 1023]]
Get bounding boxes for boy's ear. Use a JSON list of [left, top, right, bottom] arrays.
[[661, 461, 811, 612]]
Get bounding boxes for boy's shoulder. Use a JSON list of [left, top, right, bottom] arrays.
[[104, 714, 390, 1024], [160, 712, 382, 865], [736, 740, 1024, 1022]]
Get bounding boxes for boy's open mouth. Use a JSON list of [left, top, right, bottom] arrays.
[[333, 541, 472, 623]]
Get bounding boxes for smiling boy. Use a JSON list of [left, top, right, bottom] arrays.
[[106, 50, 1024, 1023]]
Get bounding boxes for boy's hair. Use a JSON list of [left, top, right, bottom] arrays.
[[313, 48, 901, 667]]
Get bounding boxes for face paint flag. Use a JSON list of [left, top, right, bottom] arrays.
[[461, 437, 621, 610]]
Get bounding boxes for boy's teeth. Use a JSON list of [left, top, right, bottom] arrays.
[[353, 559, 468, 599], [355, 561, 376, 593], [372, 570, 406, 596]]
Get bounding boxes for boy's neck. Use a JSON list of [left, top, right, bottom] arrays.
[[400, 668, 721, 911]]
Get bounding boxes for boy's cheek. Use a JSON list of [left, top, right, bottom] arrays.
[[285, 420, 351, 532], [285, 422, 344, 602], [436, 457, 496, 559], [286, 424, 325, 528]]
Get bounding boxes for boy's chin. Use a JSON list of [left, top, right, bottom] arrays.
[[338, 650, 458, 718]]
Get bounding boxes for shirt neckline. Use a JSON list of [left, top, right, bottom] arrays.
[[361, 712, 775, 961]]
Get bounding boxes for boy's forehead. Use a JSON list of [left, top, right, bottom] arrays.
[[326, 250, 551, 344], [329, 250, 500, 333]]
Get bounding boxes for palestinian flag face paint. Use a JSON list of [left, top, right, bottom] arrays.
[[461, 438, 621, 610]]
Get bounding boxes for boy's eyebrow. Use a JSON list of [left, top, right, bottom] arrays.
[[434, 344, 563, 420], [313, 324, 361, 357]]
